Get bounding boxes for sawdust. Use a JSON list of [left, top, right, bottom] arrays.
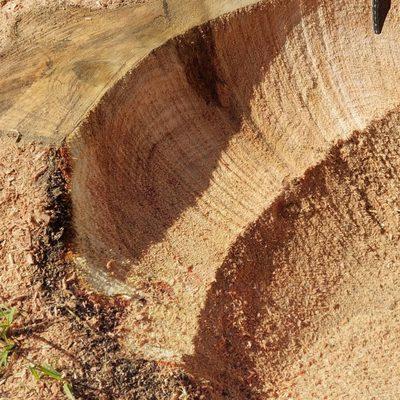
[[0, 136, 206, 399], [186, 109, 400, 398], [70, 0, 400, 369], [0, 134, 68, 399], [69, 2, 400, 397], [2, 0, 400, 399]]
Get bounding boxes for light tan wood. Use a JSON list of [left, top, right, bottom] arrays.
[[0, 0, 259, 141], [2, 0, 400, 398]]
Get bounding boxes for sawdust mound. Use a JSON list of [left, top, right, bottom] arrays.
[[70, 1, 400, 398], [188, 111, 400, 398]]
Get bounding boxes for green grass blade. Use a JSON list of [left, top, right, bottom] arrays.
[[5, 307, 16, 325], [0, 350, 9, 367], [0, 306, 16, 325], [63, 382, 76, 400], [37, 364, 63, 381], [0, 343, 14, 367], [29, 365, 42, 381]]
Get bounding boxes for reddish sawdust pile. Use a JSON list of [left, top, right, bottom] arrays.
[[1, 106, 400, 399], [0, 135, 75, 399], [0, 135, 207, 399], [1, 1, 400, 397], [186, 109, 400, 399], [70, 0, 400, 373]]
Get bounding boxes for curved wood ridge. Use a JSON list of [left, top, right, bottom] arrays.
[[0, 0, 259, 141], [2, 0, 400, 398]]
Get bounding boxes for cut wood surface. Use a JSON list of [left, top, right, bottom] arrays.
[[1, 0, 400, 398], [0, 0, 258, 141]]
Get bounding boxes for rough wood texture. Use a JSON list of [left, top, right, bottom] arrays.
[[0, 0, 257, 140], [1, 0, 400, 398]]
